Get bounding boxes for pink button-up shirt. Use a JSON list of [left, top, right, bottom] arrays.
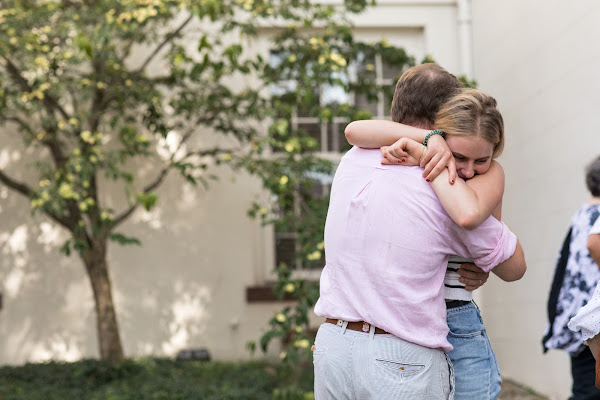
[[313, 147, 517, 351]]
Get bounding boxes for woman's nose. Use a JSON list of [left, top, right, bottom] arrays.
[[461, 164, 475, 179]]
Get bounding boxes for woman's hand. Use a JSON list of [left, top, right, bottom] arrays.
[[379, 135, 456, 183], [420, 134, 456, 184], [458, 263, 490, 291], [380, 137, 421, 166]]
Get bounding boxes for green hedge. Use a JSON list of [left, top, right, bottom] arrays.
[[0, 358, 314, 400]]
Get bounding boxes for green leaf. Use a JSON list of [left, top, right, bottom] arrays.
[[75, 33, 92, 58], [224, 44, 242, 64], [259, 330, 278, 353], [109, 233, 142, 246], [136, 192, 158, 211], [245, 341, 256, 355], [60, 240, 71, 256], [355, 110, 372, 120], [173, 53, 184, 66], [198, 35, 212, 51]]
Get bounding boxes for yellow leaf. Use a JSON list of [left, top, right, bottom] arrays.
[[81, 130, 94, 144], [294, 339, 310, 349], [275, 313, 286, 323], [284, 283, 295, 293]]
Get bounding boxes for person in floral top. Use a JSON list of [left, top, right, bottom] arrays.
[[544, 155, 600, 399]]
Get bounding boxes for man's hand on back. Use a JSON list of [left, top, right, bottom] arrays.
[[458, 263, 490, 291]]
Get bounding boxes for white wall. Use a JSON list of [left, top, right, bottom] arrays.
[[0, 138, 283, 362], [471, 1, 600, 398], [349, 0, 461, 72]]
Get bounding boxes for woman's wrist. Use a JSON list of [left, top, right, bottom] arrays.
[[423, 130, 446, 147]]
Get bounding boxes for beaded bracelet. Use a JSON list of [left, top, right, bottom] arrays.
[[423, 129, 446, 147]]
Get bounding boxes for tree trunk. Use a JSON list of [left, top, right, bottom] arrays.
[[81, 239, 125, 362]]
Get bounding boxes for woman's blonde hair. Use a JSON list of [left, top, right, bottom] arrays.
[[434, 89, 504, 158]]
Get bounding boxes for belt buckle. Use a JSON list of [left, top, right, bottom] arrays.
[[362, 322, 370, 332]]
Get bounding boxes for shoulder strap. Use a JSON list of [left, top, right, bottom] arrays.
[[542, 227, 573, 352]]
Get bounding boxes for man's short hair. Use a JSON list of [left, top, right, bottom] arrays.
[[390, 63, 462, 128]]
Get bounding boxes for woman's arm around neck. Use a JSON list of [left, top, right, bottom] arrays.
[[429, 161, 505, 230]]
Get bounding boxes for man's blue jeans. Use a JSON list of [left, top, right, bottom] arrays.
[[447, 301, 502, 400]]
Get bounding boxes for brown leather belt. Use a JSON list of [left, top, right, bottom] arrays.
[[325, 318, 389, 334]]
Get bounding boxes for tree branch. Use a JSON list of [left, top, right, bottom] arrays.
[[67, 87, 80, 116], [2, 57, 30, 93], [87, 172, 101, 227], [110, 144, 229, 230], [135, 14, 194, 75], [0, 169, 75, 231], [89, 63, 107, 132], [120, 38, 136, 61], [181, 147, 231, 161], [40, 127, 68, 169], [3, 56, 70, 121], [61, 0, 82, 8], [0, 169, 33, 198], [110, 165, 170, 230], [5, 116, 35, 136], [4, 106, 68, 170]]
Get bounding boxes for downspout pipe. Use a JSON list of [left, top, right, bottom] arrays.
[[457, 0, 474, 80]]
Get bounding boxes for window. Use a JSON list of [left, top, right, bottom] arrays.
[[274, 174, 333, 279], [269, 48, 404, 279], [269, 50, 400, 155]]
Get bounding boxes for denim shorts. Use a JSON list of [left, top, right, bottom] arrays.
[[446, 302, 501, 400], [313, 321, 455, 399]]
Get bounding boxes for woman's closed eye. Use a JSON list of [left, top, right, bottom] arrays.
[[453, 154, 489, 164]]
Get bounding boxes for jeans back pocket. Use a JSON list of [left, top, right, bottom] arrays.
[[374, 358, 426, 378]]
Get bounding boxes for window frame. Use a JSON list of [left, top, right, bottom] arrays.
[[270, 51, 398, 282]]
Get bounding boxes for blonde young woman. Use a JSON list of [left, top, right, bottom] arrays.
[[345, 89, 511, 400]]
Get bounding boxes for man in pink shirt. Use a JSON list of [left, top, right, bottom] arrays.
[[312, 64, 526, 399]]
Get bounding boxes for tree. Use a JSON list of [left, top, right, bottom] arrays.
[[0, 0, 381, 362]]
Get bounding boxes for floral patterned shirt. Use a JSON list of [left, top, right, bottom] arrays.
[[544, 203, 600, 355]]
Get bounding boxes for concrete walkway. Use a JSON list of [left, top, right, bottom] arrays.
[[499, 379, 548, 400]]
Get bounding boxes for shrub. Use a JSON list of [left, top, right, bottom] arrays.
[[0, 358, 314, 400]]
